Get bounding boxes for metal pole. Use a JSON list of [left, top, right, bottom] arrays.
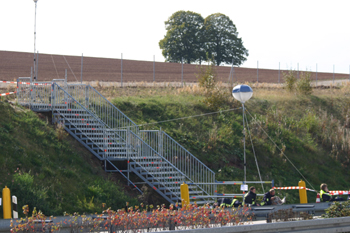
[[278, 62, 280, 83], [181, 57, 184, 87], [242, 103, 246, 184], [36, 51, 39, 80], [33, 0, 38, 81], [297, 63, 299, 79], [81, 53, 83, 83], [121, 53, 123, 88], [333, 64, 335, 84], [153, 55, 155, 82], [316, 63, 318, 86], [257, 61, 259, 83]]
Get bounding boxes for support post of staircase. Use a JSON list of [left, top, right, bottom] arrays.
[[158, 127, 162, 156], [127, 126, 130, 186]]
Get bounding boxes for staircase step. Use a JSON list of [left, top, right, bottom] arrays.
[[130, 162, 169, 165], [146, 176, 184, 181]]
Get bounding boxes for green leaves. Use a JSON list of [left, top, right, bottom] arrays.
[[159, 11, 204, 64], [159, 11, 248, 65]]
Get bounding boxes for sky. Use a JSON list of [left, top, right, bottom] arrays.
[[1, 0, 349, 73]]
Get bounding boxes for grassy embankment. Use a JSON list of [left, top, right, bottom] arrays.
[[0, 100, 138, 218], [95, 82, 350, 204], [2, 81, 350, 217]]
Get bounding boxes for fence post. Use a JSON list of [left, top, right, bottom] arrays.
[[121, 53, 123, 88], [181, 57, 184, 87], [257, 61, 259, 83]]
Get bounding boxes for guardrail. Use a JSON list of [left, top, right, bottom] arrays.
[[162, 216, 350, 233]]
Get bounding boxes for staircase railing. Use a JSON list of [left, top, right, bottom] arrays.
[[140, 130, 215, 197], [18, 80, 216, 201], [69, 84, 216, 198]]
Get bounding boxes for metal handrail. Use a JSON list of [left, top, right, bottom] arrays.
[[163, 131, 215, 175], [140, 130, 215, 197], [86, 85, 138, 130]]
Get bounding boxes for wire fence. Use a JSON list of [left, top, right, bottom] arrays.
[[1, 51, 350, 85]]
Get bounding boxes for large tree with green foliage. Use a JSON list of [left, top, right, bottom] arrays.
[[159, 11, 205, 64], [204, 13, 248, 66]]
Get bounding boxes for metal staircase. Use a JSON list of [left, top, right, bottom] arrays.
[[17, 78, 216, 205]]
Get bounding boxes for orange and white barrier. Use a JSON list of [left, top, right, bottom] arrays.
[[0, 81, 16, 84], [0, 91, 16, 96], [273, 186, 316, 192], [329, 191, 350, 195], [316, 193, 321, 203]]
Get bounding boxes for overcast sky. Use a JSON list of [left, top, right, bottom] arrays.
[[1, 0, 349, 73]]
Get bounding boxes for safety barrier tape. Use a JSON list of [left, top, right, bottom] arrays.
[[0, 91, 16, 96], [273, 186, 317, 192], [329, 190, 350, 195], [18, 82, 51, 86], [1, 81, 16, 84]]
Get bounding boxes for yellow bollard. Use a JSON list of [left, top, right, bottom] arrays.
[[2, 186, 12, 219], [180, 182, 190, 208], [298, 180, 308, 204]]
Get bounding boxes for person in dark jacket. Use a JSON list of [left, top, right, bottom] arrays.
[[217, 198, 242, 208], [261, 189, 285, 205], [243, 186, 260, 206], [262, 189, 275, 205]]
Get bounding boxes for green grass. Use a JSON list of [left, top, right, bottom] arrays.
[[0, 101, 138, 218], [111, 85, 350, 204]]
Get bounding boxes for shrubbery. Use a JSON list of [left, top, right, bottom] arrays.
[[283, 70, 312, 95], [323, 201, 350, 218]]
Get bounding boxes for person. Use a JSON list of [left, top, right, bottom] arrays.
[[217, 198, 241, 208], [320, 183, 347, 202], [243, 186, 259, 206], [261, 189, 286, 206]]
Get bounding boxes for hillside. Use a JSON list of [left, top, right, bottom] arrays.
[[0, 100, 139, 218], [106, 83, 350, 204]]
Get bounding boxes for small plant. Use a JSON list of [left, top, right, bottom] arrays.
[[296, 72, 313, 95], [56, 122, 68, 141], [283, 70, 297, 92]]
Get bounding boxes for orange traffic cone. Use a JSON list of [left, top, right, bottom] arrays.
[[316, 193, 320, 203]]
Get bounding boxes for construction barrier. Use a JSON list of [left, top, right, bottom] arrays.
[[2, 187, 11, 219], [0, 91, 16, 96], [298, 180, 308, 204], [180, 182, 190, 207]]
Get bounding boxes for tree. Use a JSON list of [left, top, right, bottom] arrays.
[[204, 13, 248, 66], [159, 11, 204, 64]]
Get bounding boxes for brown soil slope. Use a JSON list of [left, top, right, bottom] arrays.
[[0, 51, 348, 83]]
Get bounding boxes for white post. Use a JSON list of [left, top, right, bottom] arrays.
[[242, 103, 246, 184], [12, 196, 18, 219]]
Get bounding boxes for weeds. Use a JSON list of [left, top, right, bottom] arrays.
[[10, 203, 252, 232]]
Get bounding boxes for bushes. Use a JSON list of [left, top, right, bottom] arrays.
[[323, 201, 350, 218], [197, 59, 228, 110], [283, 70, 312, 95]]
